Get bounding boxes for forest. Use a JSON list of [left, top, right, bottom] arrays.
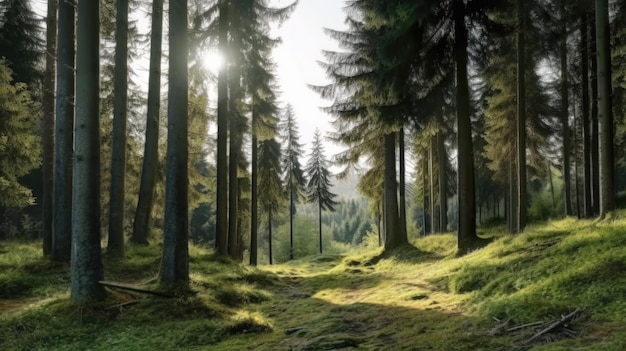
[[1, 0, 626, 349]]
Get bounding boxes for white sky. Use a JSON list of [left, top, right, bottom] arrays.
[[270, 0, 347, 158]]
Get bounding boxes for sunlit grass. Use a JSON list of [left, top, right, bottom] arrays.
[[2, 210, 626, 349]]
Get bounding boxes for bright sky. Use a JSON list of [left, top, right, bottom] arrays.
[[31, 0, 349, 162], [270, 0, 347, 158]]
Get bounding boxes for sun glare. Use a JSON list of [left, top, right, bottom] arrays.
[[201, 50, 224, 75]]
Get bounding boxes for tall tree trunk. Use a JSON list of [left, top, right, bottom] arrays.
[[52, 0, 75, 262], [437, 122, 447, 232], [268, 210, 273, 265], [574, 111, 581, 218], [318, 196, 323, 254], [42, 0, 57, 256], [581, 13, 592, 218], [454, 0, 480, 251], [71, 0, 105, 303], [509, 158, 518, 233], [398, 129, 407, 239], [227, 3, 241, 259], [595, 0, 614, 216], [215, 0, 229, 256], [132, 0, 163, 245], [289, 190, 294, 259], [517, 0, 527, 231], [428, 136, 436, 233], [590, 11, 600, 216], [548, 162, 556, 209], [108, 0, 129, 257], [160, 0, 189, 288], [250, 112, 258, 265], [560, 0, 572, 217], [383, 132, 405, 249]]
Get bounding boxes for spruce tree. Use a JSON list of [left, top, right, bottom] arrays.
[[305, 129, 338, 254], [0, 0, 43, 89], [160, 0, 189, 289], [280, 104, 306, 260], [71, 0, 105, 303], [132, 0, 164, 245], [53, 0, 75, 262], [258, 131, 283, 265]]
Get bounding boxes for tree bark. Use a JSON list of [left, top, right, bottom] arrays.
[[590, 11, 600, 216], [517, 0, 527, 231], [42, 0, 57, 256], [428, 136, 436, 233], [398, 129, 407, 239], [108, 0, 129, 257], [454, 0, 479, 251], [437, 122, 447, 232], [71, 0, 105, 303], [595, 0, 614, 217], [580, 13, 592, 218], [268, 210, 273, 265], [160, 0, 189, 288], [52, 0, 75, 262], [132, 0, 163, 245], [227, 1, 241, 259], [318, 196, 323, 254], [383, 132, 405, 249], [560, 0, 572, 217], [250, 112, 258, 265], [215, 0, 229, 256]]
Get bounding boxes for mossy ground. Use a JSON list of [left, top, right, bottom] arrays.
[[1, 211, 626, 350]]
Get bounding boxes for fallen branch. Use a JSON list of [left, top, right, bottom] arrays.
[[103, 300, 142, 311], [505, 321, 544, 333], [98, 281, 174, 298], [523, 309, 581, 345]]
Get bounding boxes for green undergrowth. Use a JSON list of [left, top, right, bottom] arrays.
[[2, 212, 626, 350]]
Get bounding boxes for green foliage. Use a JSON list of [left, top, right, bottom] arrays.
[[4, 212, 626, 349], [0, 62, 41, 208]]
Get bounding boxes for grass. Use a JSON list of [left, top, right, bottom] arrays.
[[1, 211, 626, 350]]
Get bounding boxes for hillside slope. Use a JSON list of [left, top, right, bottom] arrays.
[[1, 214, 626, 350]]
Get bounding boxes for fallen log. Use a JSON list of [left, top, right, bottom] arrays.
[[98, 281, 174, 298]]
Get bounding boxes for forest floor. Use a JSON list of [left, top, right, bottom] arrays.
[[1, 212, 626, 350]]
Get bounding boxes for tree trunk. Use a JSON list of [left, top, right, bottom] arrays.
[[574, 111, 581, 218], [595, 0, 614, 217], [548, 162, 556, 209], [398, 129, 407, 239], [42, 0, 57, 256], [268, 210, 273, 265], [580, 13, 592, 218], [318, 197, 323, 254], [132, 0, 163, 245], [517, 0, 527, 231], [250, 113, 258, 265], [71, 0, 105, 303], [215, 0, 229, 256], [160, 0, 189, 288], [509, 157, 518, 232], [437, 122, 447, 232], [454, 0, 479, 251], [428, 136, 436, 233], [590, 11, 600, 216], [108, 0, 129, 257], [289, 190, 294, 260], [560, 0, 572, 217], [52, 0, 75, 262], [383, 132, 405, 249]]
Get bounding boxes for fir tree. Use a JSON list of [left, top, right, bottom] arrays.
[[280, 104, 306, 260], [305, 129, 338, 254]]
